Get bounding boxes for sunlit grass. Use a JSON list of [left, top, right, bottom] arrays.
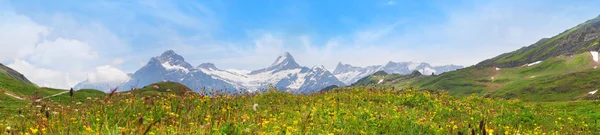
[[1, 87, 598, 134]]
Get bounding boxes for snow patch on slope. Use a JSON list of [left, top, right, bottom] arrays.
[[202, 67, 305, 92], [589, 90, 598, 95], [408, 62, 420, 71], [591, 51, 599, 62], [334, 71, 361, 84], [419, 67, 437, 75], [288, 71, 308, 90], [526, 61, 542, 67], [226, 69, 251, 75]]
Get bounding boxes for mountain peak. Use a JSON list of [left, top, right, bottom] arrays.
[[249, 52, 302, 74], [162, 50, 176, 55], [283, 52, 292, 57], [197, 63, 218, 70], [333, 62, 353, 74], [270, 52, 301, 69], [158, 50, 185, 62], [153, 50, 193, 69], [312, 65, 326, 70], [271, 52, 296, 65]]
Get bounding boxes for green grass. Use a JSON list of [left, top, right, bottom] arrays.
[[46, 89, 107, 104], [130, 81, 195, 96], [0, 71, 66, 99], [0, 73, 39, 97], [363, 51, 600, 102], [478, 15, 600, 68], [1, 87, 598, 134], [0, 93, 28, 118]]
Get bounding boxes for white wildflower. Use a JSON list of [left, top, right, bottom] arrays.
[[5, 126, 10, 130], [253, 103, 259, 111]]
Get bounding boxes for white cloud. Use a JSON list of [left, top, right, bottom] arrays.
[[86, 65, 130, 84], [0, 4, 130, 89], [0, 9, 48, 62], [21, 38, 99, 70], [200, 33, 416, 71], [7, 59, 84, 89]]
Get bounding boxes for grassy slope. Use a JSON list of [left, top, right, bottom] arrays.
[[353, 71, 428, 90], [0, 63, 34, 86], [0, 71, 38, 97], [46, 89, 107, 104], [1, 88, 598, 134], [477, 15, 600, 68], [129, 81, 195, 96], [0, 63, 68, 99], [363, 15, 600, 101], [362, 51, 600, 101], [432, 51, 600, 101], [0, 93, 28, 118]]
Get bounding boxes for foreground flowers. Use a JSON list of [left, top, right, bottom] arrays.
[[1, 87, 598, 134]]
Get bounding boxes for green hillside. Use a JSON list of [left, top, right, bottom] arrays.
[[129, 81, 195, 96], [0, 63, 34, 86], [355, 15, 600, 102], [362, 51, 600, 101], [477, 15, 600, 68], [0, 63, 69, 100], [0, 64, 38, 97], [46, 89, 107, 104], [352, 70, 426, 89]]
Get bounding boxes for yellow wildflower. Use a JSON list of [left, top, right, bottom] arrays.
[[85, 126, 93, 132], [30, 128, 38, 134]]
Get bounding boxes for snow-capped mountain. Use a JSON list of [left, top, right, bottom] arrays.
[[199, 52, 344, 93], [76, 51, 344, 94], [75, 50, 236, 93], [333, 62, 382, 85], [333, 61, 463, 85]]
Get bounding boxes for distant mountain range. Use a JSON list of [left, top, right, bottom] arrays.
[[74, 51, 462, 93], [333, 62, 463, 85], [75, 50, 236, 93], [197, 52, 344, 94], [75, 51, 346, 93]]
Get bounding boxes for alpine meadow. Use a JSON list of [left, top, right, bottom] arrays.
[[1, 0, 600, 135]]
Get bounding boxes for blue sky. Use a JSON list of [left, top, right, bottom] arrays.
[[2, 0, 600, 89]]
